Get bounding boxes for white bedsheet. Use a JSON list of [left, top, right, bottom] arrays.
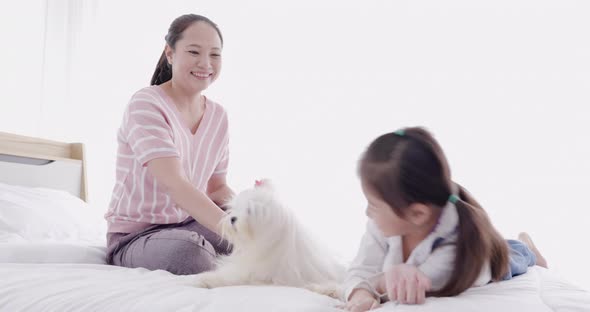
[[0, 264, 588, 312]]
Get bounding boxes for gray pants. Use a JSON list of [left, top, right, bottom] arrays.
[[106, 218, 231, 275]]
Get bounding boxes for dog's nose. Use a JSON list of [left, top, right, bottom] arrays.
[[230, 216, 237, 224]]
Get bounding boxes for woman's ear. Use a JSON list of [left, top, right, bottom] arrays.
[[165, 44, 174, 65], [407, 203, 433, 227]]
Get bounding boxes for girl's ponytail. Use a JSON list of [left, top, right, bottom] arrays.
[[430, 185, 509, 297]]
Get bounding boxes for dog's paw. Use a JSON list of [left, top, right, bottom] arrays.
[[193, 272, 236, 289], [193, 274, 217, 289], [193, 278, 211, 289], [304, 283, 342, 299]]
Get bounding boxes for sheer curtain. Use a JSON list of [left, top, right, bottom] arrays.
[[0, 1, 45, 136], [40, 0, 98, 140]]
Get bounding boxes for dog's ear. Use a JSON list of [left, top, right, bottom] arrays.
[[254, 179, 275, 191]]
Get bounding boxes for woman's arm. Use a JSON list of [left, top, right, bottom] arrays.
[[207, 174, 235, 209], [147, 157, 226, 235]]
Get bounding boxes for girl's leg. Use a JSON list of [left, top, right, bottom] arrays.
[[518, 232, 548, 268], [503, 239, 535, 280], [502, 233, 549, 280]]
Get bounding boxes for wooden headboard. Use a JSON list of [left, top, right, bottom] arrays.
[[0, 131, 88, 201]]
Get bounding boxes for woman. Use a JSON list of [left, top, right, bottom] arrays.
[[104, 14, 233, 275]]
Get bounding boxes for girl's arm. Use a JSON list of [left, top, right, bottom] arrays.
[[376, 244, 489, 304], [207, 174, 234, 209], [343, 220, 388, 301], [343, 288, 380, 311], [416, 244, 456, 291], [147, 157, 226, 235], [414, 243, 490, 292], [375, 263, 431, 304]]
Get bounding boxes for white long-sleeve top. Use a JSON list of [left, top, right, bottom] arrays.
[[343, 200, 491, 301]]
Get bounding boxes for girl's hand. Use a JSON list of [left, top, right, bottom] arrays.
[[340, 288, 380, 312], [382, 264, 431, 305]]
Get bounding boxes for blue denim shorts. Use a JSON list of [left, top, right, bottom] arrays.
[[502, 239, 537, 280]]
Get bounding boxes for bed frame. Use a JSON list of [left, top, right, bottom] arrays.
[[0, 131, 87, 201]]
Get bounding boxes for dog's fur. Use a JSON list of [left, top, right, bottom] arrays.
[[193, 180, 344, 297]]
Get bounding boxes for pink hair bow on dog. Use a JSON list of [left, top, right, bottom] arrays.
[[255, 180, 264, 187]]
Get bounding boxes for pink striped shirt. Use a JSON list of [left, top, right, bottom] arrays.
[[105, 86, 229, 234]]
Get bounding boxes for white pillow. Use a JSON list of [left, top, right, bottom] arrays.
[[0, 182, 106, 244], [0, 242, 107, 264]]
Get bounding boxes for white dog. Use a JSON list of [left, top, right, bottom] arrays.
[[193, 180, 344, 298]]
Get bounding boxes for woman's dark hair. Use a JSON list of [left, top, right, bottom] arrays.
[[359, 126, 509, 297], [151, 14, 223, 85]]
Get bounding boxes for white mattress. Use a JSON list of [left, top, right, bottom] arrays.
[[0, 264, 588, 312], [1, 183, 588, 311]]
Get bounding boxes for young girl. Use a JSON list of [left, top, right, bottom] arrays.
[[104, 14, 234, 275], [342, 127, 547, 311]]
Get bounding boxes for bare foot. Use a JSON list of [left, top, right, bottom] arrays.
[[518, 232, 548, 268]]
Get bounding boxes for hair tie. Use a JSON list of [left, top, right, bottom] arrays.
[[448, 194, 460, 204], [394, 129, 405, 136]]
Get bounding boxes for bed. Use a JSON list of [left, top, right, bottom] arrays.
[[1, 131, 589, 311]]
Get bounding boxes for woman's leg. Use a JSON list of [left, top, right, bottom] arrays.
[[110, 227, 217, 275], [180, 218, 232, 255]]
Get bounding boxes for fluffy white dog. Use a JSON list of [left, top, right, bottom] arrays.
[[193, 180, 344, 298]]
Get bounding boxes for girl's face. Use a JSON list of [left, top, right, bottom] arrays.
[[166, 21, 222, 93], [361, 181, 416, 237]]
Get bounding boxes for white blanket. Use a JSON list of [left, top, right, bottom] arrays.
[[0, 264, 588, 311]]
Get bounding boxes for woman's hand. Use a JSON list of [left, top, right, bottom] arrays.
[[147, 157, 227, 235], [381, 264, 431, 305], [207, 174, 234, 209], [341, 288, 380, 312]]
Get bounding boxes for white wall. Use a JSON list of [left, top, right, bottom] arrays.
[[1, 0, 589, 290]]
